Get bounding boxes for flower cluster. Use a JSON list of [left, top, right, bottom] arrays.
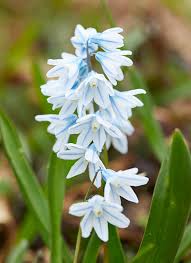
[[35, 24, 148, 242]]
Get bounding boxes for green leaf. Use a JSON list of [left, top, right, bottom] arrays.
[[48, 152, 73, 263], [6, 240, 28, 263], [107, 226, 126, 263], [132, 130, 191, 263], [174, 223, 191, 263], [32, 62, 52, 113], [0, 109, 50, 239], [82, 232, 101, 263], [128, 67, 167, 162]]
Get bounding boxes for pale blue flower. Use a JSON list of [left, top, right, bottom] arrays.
[[69, 195, 130, 241], [47, 53, 88, 87], [69, 113, 123, 152], [95, 50, 133, 85], [70, 71, 114, 108], [90, 27, 124, 51], [109, 89, 146, 119], [35, 114, 77, 152], [100, 168, 149, 205], [58, 143, 103, 187], [71, 24, 98, 58]]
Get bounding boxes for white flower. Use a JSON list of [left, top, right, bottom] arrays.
[[47, 53, 88, 86], [109, 89, 146, 120], [101, 168, 149, 205], [35, 114, 77, 153], [95, 50, 133, 85], [71, 24, 98, 58], [69, 113, 123, 152], [71, 71, 114, 108], [69, 195, 130, 242], [90, 27, 124, 51], [58, 143, 103, 187]]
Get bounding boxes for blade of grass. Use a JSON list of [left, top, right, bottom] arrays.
[[48, 152, 73, 263], [128, 67, 167, 162], [82, 233, 101, 263], [0, 110, 72, 262], [32, 62, 52, 113], [174, 224, 191, 263], [107, 225, 126, 263], [0, 109, 50, 239], [6, 240, 28, 263], [132, 130, 191, 263]]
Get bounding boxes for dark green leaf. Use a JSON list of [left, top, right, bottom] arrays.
[[48, 153, 73, 263], [0, 109, 50, 239], [128, 67, 167, 162], [107, 225, 126, 263], [174, 223, 191, 263], [132, 130, 191, 263], [82, 232, 101, 263]]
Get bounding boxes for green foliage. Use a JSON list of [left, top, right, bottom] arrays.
[[48, 153, 73, 263], [107, 225, 126, 263], [132, 130, 191, 263], [82, 232, 101, 263], [128, 68, 167, 162]]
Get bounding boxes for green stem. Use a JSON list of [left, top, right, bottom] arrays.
[[73, 173, 99, 263]]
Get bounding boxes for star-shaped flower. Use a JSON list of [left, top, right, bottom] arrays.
[[69, 195, 130, 242], [100, 168, 149, 205]]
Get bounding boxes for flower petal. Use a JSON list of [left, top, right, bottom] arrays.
[[93, 216, 108, 242], [66, 157, 88, 178], [80, 211, 94, 238], [69, 202, 92, 216], [103, 208, 130, 228]]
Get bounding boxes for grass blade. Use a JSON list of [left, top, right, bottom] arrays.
[[82, 232, 101, 263], [128, 67, 167, 162], [48, 153, 73, 263], [174, 224, 191, 263], [0, 109, 50, 238], [6, 240, 28, 263], [107, 225, 126, 262], [132, 130, 191, 263]]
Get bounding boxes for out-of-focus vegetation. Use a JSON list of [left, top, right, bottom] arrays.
[[0, 0, 191, 262]]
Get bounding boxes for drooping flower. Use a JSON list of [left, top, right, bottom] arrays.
[[58, 143, 103, 187], [69, 113, 123, 151], [90, 27, 124, 51], [100, 168, 149, 205], [95, 50, 133, 85], [69, 195, 130, 242], [71, 24, 98, 58]]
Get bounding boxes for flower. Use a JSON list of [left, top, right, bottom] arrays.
[[71, 24, 98, 58], [100, 168, 149, 205], [58, 143, 103, 187], [35, 114, 77, 152], [47, 53, 88, 87], [109, 89, 146, 120], [71, 71, 114, 108], [90, 27, 124, 51], [69, 113, 123, 152], [95, 50, 133, 85], [69, 195, 130, 242]]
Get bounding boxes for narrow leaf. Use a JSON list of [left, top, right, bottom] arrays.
[[132, 130, 191, 263], [48, 153, 73, 263], [174, 224, 191, 263], [6, 240, 28, 263], [82, 232, 101, 263], [0, 109, 50, 238], [107, 225, 126, 263], [128, 67, 167, 162]]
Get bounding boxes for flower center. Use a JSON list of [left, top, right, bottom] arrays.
[[111, 177, 121, 188], [93, 205, 103, 217], [89, 78, 97, 88], [92, 120, 100, 132]]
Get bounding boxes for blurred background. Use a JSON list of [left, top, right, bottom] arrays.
[[0, 0, 191, 262]]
